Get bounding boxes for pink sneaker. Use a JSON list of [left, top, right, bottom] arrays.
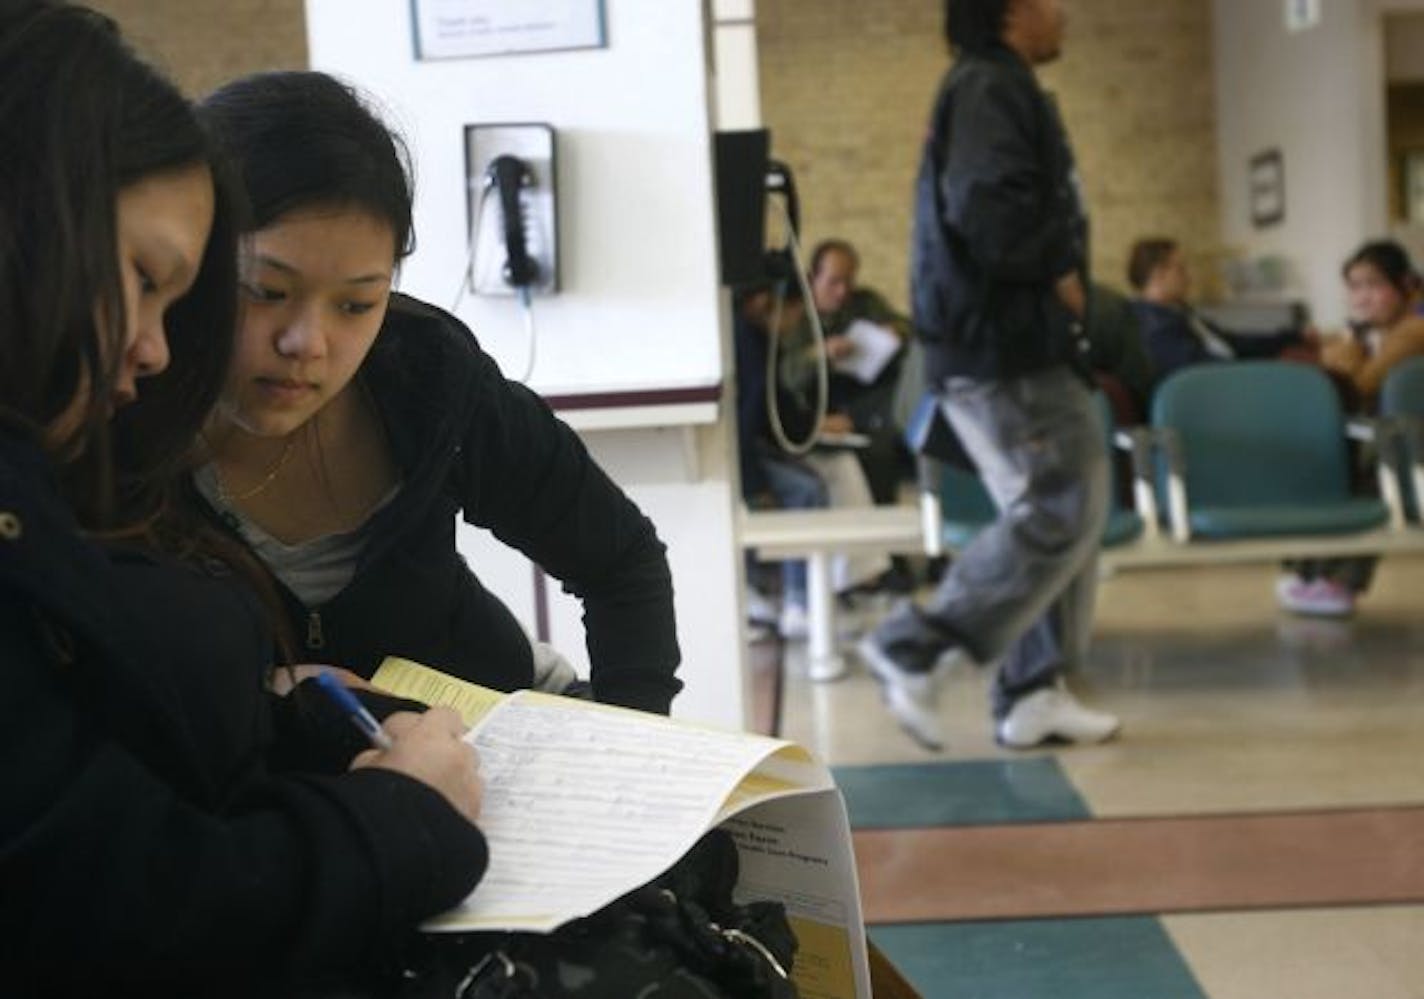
[[1275, 574, 1356, 618]]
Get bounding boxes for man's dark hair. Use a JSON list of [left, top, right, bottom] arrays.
[[1127, 238, 1179, 291], [809, 238, 859, 278], [1343, 239, 1416, 293], [0, 1, 240, 529], [944, 0, 1011, 54]]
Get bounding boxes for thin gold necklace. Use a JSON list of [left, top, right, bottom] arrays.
[[216, 436, 296, 504]]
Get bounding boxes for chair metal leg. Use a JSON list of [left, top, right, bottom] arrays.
[[806, 551, 845, 682]]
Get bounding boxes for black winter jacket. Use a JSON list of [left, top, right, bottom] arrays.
[[911, 45, 1089, 382], [1132, 299, 1304, 391], [0, 431, 488, 996], [205, 295, 682, 714]]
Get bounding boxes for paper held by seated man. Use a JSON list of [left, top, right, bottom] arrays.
[[831, 318, 902, 385]]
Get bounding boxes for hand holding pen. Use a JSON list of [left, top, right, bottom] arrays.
[[313, 670, 484, 824], [314, 671, 393, 749]]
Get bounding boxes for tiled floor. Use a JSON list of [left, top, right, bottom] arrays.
[[752, 557, 1424, 998], [776, 560, 1424, 816], [852, 806, 1424, 921]]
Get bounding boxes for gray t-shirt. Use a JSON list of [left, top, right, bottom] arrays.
[[195, 464, 400, 606]]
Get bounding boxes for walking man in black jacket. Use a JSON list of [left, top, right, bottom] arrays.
[[859, 0, 1121, 750]]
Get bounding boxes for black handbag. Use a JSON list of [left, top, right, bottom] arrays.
[[395, 831, 799, 999]]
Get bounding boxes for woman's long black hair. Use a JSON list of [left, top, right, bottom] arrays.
[[201, 70, 414, 260], [0, 1, 241, 529]]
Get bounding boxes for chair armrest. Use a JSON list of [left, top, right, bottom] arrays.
[[915, 455, 945, 557], [1394, 415, 1424, 525], [1355, 417, 1409, 530], [1115, 426, 1162, 541], [1346, 417, 1380, 443], [1152, 426, 1191, 543]]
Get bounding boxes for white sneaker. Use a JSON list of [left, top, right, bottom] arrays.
[[778, 602, 809, 641], [856, 635, 953, 751], [996, 686, 1121, 749], [1275, 574, 1355, 618]]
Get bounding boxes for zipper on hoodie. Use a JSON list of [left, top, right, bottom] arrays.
[[306, 610, 325, 652]]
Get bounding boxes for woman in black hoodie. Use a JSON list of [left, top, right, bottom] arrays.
[[195, 72, 682, 713], [0, 5, 486, 994]]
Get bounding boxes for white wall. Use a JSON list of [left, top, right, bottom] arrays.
[[306, 0, 751, 729], [306, 0, 722, 397], [1214, 0, 1424, 324], [1214, 0, 1386, 324]]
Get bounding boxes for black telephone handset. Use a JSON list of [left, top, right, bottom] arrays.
[[764, 159, 800, 249], [485, 154, 540, 289]]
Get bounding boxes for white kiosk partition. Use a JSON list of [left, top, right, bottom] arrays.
[[305, 0, 751, 728]]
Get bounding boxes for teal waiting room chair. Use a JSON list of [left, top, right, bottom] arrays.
[[1151, 362, 1391, 542]]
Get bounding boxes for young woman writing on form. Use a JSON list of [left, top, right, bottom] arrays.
[[0, 5, 485, 994]]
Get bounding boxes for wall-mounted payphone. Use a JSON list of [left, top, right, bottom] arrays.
[[464, 122, 558, 298], [714, 129, 829, 456], [458, 123, 558, 380]]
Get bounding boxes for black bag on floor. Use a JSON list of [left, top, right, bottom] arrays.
[[395, 830, 799, 999]]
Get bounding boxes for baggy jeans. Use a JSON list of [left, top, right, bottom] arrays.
[[877, 365, 1110, 717]]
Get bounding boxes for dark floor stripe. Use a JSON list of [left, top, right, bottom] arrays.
[[833, 757, 1091, 829], [854, 806, 1424, 924], [870, 917, 1207, 999]]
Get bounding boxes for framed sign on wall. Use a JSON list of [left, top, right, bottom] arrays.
[[412, 0, 607, 61], [1249, 149, 1286, 229]]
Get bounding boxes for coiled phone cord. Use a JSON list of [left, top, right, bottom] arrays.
[[762, 196, 830, 457], [451, 183, 539, 383]]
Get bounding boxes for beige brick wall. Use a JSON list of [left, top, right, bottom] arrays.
[[88, 0, 306, 98], [757, 0, 1222, 312]]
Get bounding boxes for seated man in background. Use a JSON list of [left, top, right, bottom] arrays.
[[780, 239, 912, 509], [780, 239, 917, 593], [1127, 237, 1311, 389]]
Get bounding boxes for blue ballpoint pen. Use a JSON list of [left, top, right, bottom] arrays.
[[313, 670, 394, 751]]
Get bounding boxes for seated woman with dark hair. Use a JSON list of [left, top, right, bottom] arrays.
[[194, 71, 681, 712], [0, 3, 486, 993], [1280, 239, 1424, 617], [1319, 239, 1424, 408], [1127, 237, 1310, 388]]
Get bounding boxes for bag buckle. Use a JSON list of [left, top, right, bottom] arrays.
[[455, 950, 518, 999], [716, 925, 790, 981]]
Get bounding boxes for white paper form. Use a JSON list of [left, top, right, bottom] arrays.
[[830, 319, 902, 385], [425, 691, 789, 932], [724, 793, 870, 999]]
